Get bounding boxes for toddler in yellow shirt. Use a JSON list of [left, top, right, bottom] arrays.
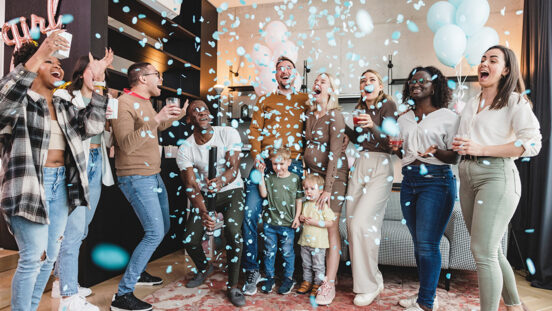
[[296, 174, 336, 297]]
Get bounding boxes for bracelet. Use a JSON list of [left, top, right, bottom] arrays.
[[93, 81, 106, 87]]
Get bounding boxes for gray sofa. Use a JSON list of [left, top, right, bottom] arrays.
[[339, 190, 508, 290]]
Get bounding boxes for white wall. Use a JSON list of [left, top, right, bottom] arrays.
[[216, 0, 524, 97]]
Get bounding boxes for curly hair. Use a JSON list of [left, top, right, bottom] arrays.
[[12, 42, 39, 67], [401, 66, 452, 109]]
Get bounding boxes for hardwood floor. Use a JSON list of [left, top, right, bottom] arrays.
[[1, 250, 550, 310]]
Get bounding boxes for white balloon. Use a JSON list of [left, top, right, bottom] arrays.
[[356, 9, 374, 34], [250, 43, 273, 69], [264, 21, 288, 50], [455, 0, 490, 36], [254, 68, 277, 96], [433, 24, 467, 67], [271, 40, 299, 64], [427, 1, 456, 33], [465, 27, 499, 66], [448, 0, 463, 7]]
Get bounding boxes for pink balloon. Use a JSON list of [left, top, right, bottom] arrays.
[[264, 21, 288, 50], [250, 43, 273, 69], [254, 68, 277, 96], [271, 40, 298, 64]]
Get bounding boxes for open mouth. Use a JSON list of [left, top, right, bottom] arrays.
[[51, 71, 62, 80], [479, 69, 490, 81], [411, 87, 422, 95]]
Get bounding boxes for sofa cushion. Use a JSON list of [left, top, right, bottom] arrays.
[[379, 220, 450, 269], [384, 191, 404, 221]]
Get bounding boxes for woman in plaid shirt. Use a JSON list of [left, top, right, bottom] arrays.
[[0, 31, 110, 311]]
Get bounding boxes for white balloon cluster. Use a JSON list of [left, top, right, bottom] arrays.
[[427, 0, 499, 67], [250, 21, 302, 96]]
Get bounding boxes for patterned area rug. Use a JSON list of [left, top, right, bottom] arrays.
[[144, 266, 507, 310]]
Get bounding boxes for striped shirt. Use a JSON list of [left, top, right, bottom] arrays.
[[0, 64, 108, 227]]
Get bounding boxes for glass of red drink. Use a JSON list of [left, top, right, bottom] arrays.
[[389, 136, 403, 148]]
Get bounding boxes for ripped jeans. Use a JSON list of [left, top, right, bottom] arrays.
[[9, 167, 69, 311]]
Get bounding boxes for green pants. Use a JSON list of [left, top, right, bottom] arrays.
[[459, 157, 521, 310], [183, 188, 245, 287]]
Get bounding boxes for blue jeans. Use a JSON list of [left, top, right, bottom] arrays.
[[262, 223, 295, 279], [117, 173, 170, 295], [10, 167, 69, 311], [55, 148, 102, 296], [242, 159, 303, 272], [400, 164, 456, 309]]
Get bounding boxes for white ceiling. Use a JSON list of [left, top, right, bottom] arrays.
[[207, 0, 282, 9]]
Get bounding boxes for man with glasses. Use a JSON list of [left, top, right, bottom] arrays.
[[242, 56, 309, 295], [110, 62, 186, 311]]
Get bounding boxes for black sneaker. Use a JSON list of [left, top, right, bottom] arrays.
[[136, 271, 163, 286], [111, 292, 152, 311], [260, 278, 275, 294], [278, 277, 296, 295], [186, 264, 214, 288], [227, 288, 246, 307]]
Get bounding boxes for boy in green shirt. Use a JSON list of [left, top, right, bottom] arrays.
[[257, 148, 303, 295]]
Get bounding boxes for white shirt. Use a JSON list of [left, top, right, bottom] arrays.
[[177, 126, 243, 192], [398, 108, 460, 166], [457, 92, 542, 158]]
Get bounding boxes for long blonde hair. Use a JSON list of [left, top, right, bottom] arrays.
[[356, 69, 393, 110], [308, 73, 342, 112]]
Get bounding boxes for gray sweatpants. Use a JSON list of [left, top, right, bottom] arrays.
[[301, 245, 326, 285]]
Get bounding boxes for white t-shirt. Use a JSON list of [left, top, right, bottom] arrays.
[[398, 108, 460, 166], [456, 92, 542, 158], [177, 126, 243, 192]]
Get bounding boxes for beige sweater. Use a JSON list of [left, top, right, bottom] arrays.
[[112, 93, 185, 176]]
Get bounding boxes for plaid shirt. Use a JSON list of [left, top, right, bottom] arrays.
[[0, 64, 107, 226]]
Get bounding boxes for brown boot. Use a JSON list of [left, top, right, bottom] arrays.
[[296, 281, 312, 294], [310, 283, 321, 296]]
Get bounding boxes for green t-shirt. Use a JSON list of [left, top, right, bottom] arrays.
[[262, 172, 303, 227]]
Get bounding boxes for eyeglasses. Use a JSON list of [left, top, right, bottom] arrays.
[[143, 71, 162, 79], [408, 78, 431, 86]]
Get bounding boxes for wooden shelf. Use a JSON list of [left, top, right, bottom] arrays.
[[108, 26, 200, 72], [108, 0, 197, 41], [107, 68, 200, 99]]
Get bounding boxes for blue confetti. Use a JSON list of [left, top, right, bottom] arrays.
[[447, 80, 457, 90], [61, 14, 74, 24], [407, 20, 419, 32], [381, 118, 400, 137], [30, 27, 41, 40], [122, 6, 130, 13], [525, 229, 535, 233], [526, 258, 536, 275], [91, 243, 129, 271], [310, 295, 318, 308], [166, 265, 173, 273], [419, 164, 428, 176], [392, 31, 401, 40], [446, 273, 451, 279], [237, 46, 246, 56], [95, 33, 101, 39], [250, 169, 263, 184]]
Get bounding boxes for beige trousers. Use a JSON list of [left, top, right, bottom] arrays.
[[346, 152, 394, 294]]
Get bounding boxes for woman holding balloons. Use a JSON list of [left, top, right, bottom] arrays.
[[452, 45, 541, 311]]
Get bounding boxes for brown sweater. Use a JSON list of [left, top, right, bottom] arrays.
[[112, 93, 185, 176], [304, 109, 349, 193], [346, 99, 398, 153], [248, 91, 309, 160]]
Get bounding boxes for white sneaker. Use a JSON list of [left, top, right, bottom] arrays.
[[353, 283, 384, 306], [58, 295, 99, 311], [399, 294, 439, 310], [51, 280, 93, 298], [405, 303, 424, 311]]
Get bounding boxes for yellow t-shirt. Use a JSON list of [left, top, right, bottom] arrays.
[[298, 201, 336, 249]]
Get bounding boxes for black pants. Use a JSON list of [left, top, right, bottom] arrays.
[[184, 188, 245, 287]]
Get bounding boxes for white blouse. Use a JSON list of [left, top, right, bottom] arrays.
[[398, 108, 460, 166], [456, 92, 542, 158]]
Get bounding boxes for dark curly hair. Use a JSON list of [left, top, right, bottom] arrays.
[[12, 42, 39, 67], [401, 66, 452, 109]]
